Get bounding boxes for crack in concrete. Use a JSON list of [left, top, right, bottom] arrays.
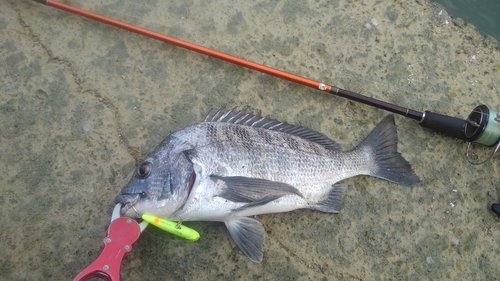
[[11, 2, 139, 160], [83, 89, 141, 160], [14, 8, 52, 59]]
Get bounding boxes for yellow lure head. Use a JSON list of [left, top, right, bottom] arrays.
[[141, 214, 200, 241]]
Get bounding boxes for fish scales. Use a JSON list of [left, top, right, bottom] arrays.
[[185, 122, 349, 191], [115, 108, 420, 262]]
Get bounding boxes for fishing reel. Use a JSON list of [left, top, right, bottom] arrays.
[[464, 105, 500, 164], [464, 105, 500, 217], [419, 104, 500, 217], [418, 104, 500, 165]]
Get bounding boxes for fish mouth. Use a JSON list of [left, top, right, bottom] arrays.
[[114, 193, 141, 217]]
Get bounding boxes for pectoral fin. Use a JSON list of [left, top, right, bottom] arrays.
[[225, 217, 265, 263], [231, 194, 282, 212], [213, 176, 303, 202]]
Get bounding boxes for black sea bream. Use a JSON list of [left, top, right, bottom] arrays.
[[115, 109, 420, 262]]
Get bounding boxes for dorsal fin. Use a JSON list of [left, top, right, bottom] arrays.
[[203, 108, 341, 150]]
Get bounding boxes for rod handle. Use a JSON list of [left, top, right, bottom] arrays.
[[419, 111, 468, 141]]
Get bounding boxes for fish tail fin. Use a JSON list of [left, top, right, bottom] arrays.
[[358, 115, 420, 186]]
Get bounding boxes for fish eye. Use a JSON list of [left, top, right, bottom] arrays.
[[137, 162, 151, 178]]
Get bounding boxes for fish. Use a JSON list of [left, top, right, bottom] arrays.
[[115, 108, 420, 262]]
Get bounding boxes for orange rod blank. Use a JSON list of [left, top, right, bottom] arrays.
[[34, 0, 423, 120], [37, 0, 327, 91]]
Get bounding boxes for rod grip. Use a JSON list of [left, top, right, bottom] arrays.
[[419, 111, 467, 141]]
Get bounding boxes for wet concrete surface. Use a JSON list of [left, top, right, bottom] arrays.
[[2, 0, 500, 280]]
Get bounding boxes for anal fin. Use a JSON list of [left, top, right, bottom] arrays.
[[225, 217, 265, 263], [311, 183, 347, 213]]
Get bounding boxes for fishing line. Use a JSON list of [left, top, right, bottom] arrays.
[[32, 0, 500, 165]]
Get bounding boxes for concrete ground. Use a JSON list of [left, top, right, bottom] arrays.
[[1, 0, 500, 280]]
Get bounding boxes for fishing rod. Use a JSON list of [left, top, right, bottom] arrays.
[[33, 0, 500, 164]]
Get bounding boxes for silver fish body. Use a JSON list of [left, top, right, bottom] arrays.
[[115, 109, 420, 262]]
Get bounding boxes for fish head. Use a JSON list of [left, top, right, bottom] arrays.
[[114, 142, 195, 218]]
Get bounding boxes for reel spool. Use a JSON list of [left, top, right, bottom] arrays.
[[464, 105, 500, 165]]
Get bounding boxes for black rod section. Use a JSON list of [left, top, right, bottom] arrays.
[[36, 0, 473, 144], [329, 87, 424, 121], [329, 86, 469, 141]]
